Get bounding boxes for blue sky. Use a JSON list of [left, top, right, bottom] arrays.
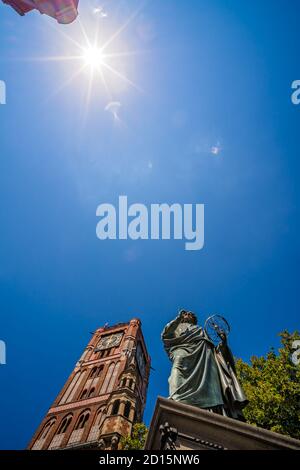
[[0, 0, 299, 449]]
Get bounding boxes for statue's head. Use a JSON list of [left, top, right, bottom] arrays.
[[179, 309, 197, 325]]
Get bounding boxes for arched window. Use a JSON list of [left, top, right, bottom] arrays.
[[100, 362, 114, 394], [111, 400, 120, 415], [128, 379, 133, 389], [59, 371, 80, 404], [87, 406, 105, 442], [39, 418, 56, 440], [75, 410, 90, 430], [124, 401, 131, 419], [32, 418, 57, 450], [57, 414, 72, 435], [120, 377, 125, 387], [97, 365, 104, 377], [88, 387, 95, 398], [107, 361, 120, 393], [80, 389, 87, 400], [94, 407, 105, 427], [90, 367, 97, 378]]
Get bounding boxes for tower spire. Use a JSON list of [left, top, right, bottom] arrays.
[[28, 318, 150, 450]]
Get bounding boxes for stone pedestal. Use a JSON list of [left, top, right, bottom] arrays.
[[145, 397, 300, 450]]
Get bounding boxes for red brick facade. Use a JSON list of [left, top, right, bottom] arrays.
[[27, 318, 150, 450]]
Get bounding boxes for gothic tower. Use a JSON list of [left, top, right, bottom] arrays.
[[28, 318, 150, 450]]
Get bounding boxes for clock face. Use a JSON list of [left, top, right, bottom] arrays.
[[136, 342, 146, 378], [96, 333, 123, 351]]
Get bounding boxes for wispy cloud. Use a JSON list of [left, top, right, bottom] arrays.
[[93, 6, 108, 18], [105, 101, 121, 121]]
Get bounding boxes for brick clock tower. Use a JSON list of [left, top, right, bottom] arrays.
[[28, 318, 150, 450]]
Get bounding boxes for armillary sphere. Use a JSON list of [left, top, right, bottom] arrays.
[[204, 314, 230, 345]]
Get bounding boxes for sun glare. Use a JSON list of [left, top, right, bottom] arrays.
[[23, 4, 145, 115], [82, 46, 105, 69]]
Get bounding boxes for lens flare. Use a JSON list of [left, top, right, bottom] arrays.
[[82, 46, 105, 69]]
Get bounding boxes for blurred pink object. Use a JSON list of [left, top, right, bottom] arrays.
[[2, 0, 79, 24]]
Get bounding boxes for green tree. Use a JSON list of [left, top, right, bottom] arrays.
[[120, 423, 148, 450], [236, 330, 300, 439]]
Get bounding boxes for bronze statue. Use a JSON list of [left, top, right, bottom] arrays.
[[161, 310, 248, 420]]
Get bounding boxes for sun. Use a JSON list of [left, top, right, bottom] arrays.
[[82, 46, 105, 70], [22, 5, 145, 110]]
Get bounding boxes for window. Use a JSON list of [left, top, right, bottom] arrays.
[[128, 379, 133, 389], [94, 407, 105, 426], [40, 418, 56, 440], [80, 389, 87, 400], [124, 401, 131, 419], [59, 371, 81, 405], [107, 362, 120, 393], [87, 407, 105, 442], [57, 415, 72, 435], [75, 410, 90, 430], [90, 365, 103, 378], [88, 387, 95, 398], [120, 377, 126, 387], [100, 363, 114, 394], [111, 400, 120, 415]]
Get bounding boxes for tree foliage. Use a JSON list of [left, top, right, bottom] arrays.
[[120, 423, 148, 450], [236, 330, 300, 439]]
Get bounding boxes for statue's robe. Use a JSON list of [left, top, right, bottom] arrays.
[[162, 316, 248, 418], [214, 341, 248, 419]]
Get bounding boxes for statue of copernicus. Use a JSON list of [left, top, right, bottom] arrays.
[[161, 310, 248, 420]]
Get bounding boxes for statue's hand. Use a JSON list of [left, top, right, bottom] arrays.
[[219, 332, 227, 344], [162, 315, 182, 339]]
